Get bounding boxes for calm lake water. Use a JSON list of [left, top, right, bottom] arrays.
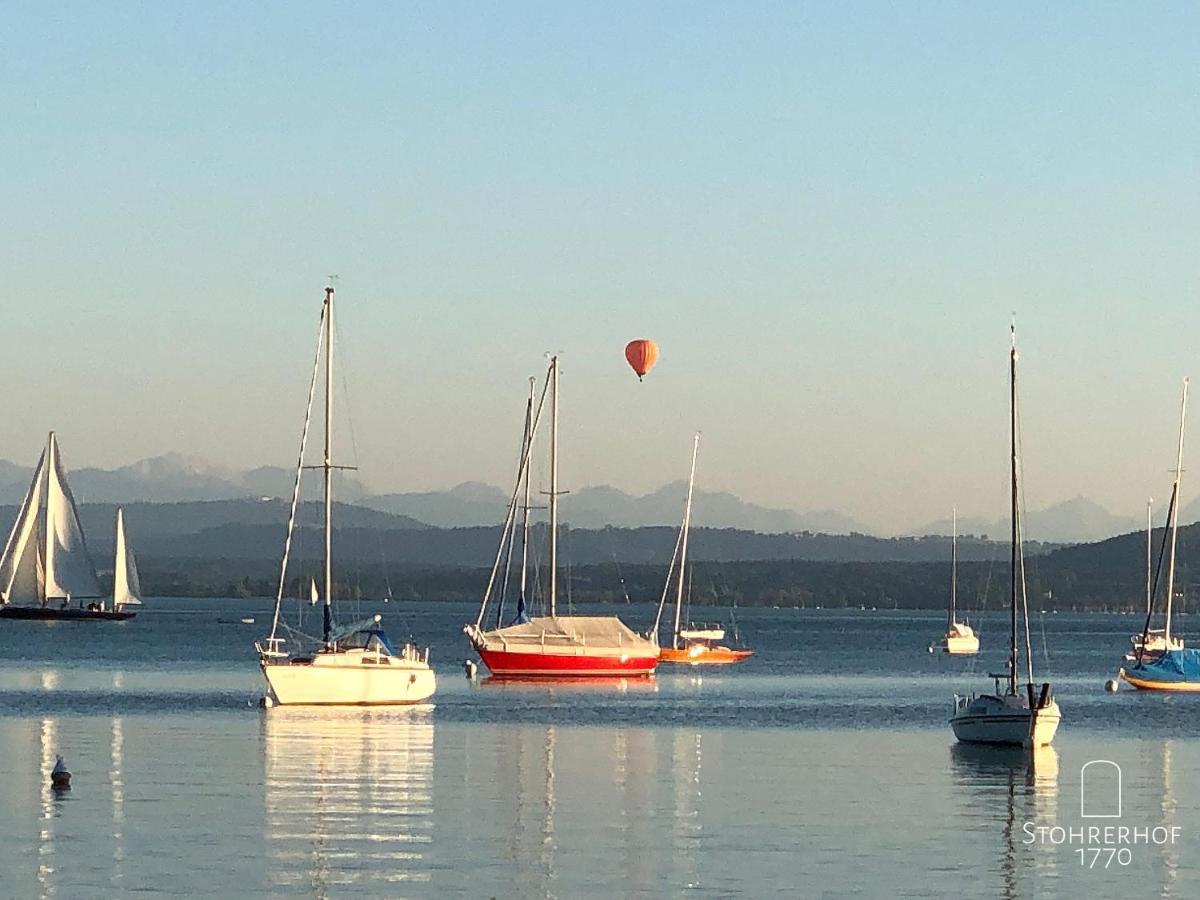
[[1, 600, 1197, 897]]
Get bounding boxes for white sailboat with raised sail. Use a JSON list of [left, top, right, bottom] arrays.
[[113, 507, 143, 607], [0, 432, 136, 621], [950, 327, 1060, 747], [932, 509, 978, 655], [256, 286, 436, 706]]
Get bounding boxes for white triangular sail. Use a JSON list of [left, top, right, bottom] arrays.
[[0, 449, 48, 604], [309, 578, 319, 606], [113, 507, 142, 608], [43, 433, 103, 600]]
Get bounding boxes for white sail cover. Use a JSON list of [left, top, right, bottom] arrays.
[[476, 616, 658, 657], [113, 507, 142, 607], [0, 450, 47, 604], [43, 434, 103, 600]]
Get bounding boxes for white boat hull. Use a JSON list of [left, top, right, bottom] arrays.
[[950, 694, 1060, 747], [262, 652, 437, 706]]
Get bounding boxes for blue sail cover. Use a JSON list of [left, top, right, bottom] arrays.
[[1126, 648, 1200, 684]]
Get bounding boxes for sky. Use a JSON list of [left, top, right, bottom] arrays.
[[2, 2, 1198, 534]]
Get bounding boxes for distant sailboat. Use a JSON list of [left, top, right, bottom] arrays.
[[0, 433, 136, 621], [931, 509, 978, 655], [950, 327, 1060, 747], [654, 434, 752, 665], [1121, 379, 1200, 690], [113, 507, 143, 607]]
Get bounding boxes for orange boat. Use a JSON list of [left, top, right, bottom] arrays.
[[650, 435, 752, 667], [659, 643, 753, 665]]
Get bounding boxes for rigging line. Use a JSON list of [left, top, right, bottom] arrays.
[[497, 396, 536, 627], [475, 366, 553, 628], [330, 313, 368, 622], [268, 301, 327, 644], [1013, 356, 1035, 685], [1138, 487, 1178, 663]]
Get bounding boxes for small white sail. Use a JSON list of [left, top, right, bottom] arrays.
[[0, 450, 47, 604], [43, 433, 103, 601], [113, 507, 142, 608], [309, 578, 320, 606]]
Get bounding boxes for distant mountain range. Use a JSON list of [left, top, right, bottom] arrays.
[[0, 451, 1180, 542], [913, 496, 1146, 544]]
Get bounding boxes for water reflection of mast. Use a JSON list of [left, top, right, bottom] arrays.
[[672, 730, 703, 892], [37, 718, 57, 899], [111, 717, 125, 892], [541, 725, 557, 890], [1160, 740, 1179, 897]]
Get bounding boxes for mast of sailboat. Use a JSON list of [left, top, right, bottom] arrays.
[[672, 434, 700, 649], [519, 376, 535, 618], [322, 286, 335, 645], [948, 506, 957, 630], [1008, 327, 1019, 697], [548, 356, 560, 617], [1164, 377, 1188, 645]]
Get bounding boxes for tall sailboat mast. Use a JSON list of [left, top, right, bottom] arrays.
[[548, 356, 560, 617], [322, 286, 335, 644], [672, 434, 700, 649], [948, 507, 957, 630], [1164, 378, 1188, 644], [1008, 328, 1019, 697]]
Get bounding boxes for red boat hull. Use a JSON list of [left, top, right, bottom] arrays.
[[477, 647, 657, 678]]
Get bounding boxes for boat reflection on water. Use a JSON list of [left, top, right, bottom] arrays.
[[480, 675, 658, 692], [262, 707, 434, 895], [950, 743, 1059, 899], [464, 721, 686, 898]]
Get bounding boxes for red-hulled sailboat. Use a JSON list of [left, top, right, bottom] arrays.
[[464, 356, 659, 678]]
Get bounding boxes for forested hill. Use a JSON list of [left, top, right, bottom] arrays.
[[32, 499, 1058, 566]]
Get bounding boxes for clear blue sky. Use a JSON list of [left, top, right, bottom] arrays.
[[2, 2, 1197, 532]]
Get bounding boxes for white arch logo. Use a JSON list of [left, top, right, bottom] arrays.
[[1081, 760, 1122, 819]]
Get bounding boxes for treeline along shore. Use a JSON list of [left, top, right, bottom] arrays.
[[3, 498, 1189, 610], [81, 517, 1193, 612]]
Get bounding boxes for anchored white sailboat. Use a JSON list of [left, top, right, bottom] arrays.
[[950, 327, 1061, 747], [932, 509, 978, 655], [0, 432, 136, 621], [257, 286, 436, 706], [1124, 497, 1182, 662]]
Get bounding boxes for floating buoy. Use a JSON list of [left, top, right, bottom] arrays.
[[1105, 679, 1119, 693], [463, 659, 478, 681], [51, 755, 71, 790]]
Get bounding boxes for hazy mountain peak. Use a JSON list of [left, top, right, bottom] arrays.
[[122, 452, 235, 480]]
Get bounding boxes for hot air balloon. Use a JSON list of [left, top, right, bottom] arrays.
[[624, 339, 659, 381]]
